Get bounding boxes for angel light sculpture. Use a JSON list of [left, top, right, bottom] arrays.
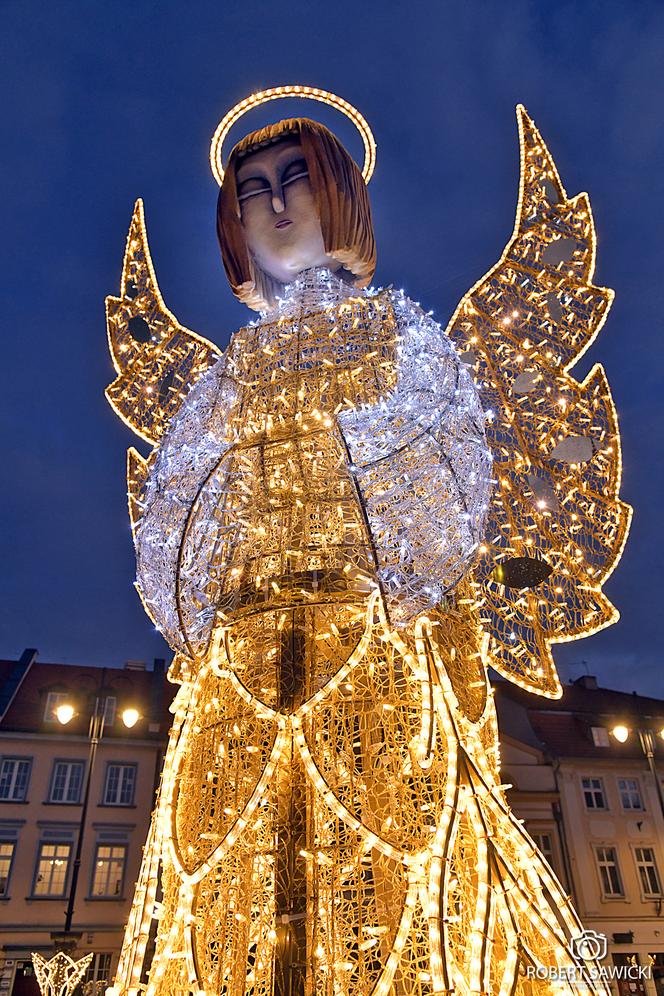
[[105, 87, 630, 996]]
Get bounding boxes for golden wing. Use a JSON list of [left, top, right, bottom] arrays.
[[106, 200, 222, 534], [446, 106, 631, 698], [105, 199, 221, 448]]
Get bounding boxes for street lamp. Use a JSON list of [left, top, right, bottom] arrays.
[[610, 724, 664, 821], [55, 703, 75, 726], [611, 724, 629, 744], [54, 696, 141, 935], [121, 707, 140, 729], [33, 693, 141, 994]]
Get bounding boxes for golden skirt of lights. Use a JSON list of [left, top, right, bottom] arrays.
[[104, 106, 629, 995]]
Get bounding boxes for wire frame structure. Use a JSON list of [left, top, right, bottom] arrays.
[[31, 952, 93, 996], [104, 107, 628, 995]]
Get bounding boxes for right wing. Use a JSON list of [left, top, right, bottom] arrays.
[[444, 106, 631, 697]]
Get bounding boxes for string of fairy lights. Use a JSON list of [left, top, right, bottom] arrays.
[[31, 951, 93, 996], [100, 98, 628, 995]]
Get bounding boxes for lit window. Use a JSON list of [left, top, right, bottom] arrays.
[[43, 691, 71, 723], [635, 847, 662, 897], [648, 952, 664, 991], [33, 842, 71, 896], [618, 777, 643, 811], [49, 761, 85, 804], [91, 844, 126, 897], [103, 764, 137, 806], [594, 845, 624, 897], [581, 776, 607, 810], [613, 952, 642, 975], [84, 952, 112, 986], [0, 842, 15, 896], [0, 757, 32, 801]]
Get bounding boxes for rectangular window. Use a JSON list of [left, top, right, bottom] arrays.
[[581, 776, 607, 810], [591, 726, 610, 747], [84, 952, 113, 986], [49, 761, 85, 804], [618, 777, 643, 811], [532, 832, 554, 866], [33, 842, 71, 896], [91, 844, 126, 897], [648, 953, 664, 996], [635, 847, 662, 897], [595, 845, 624, 897], [0, 842, 15, 896], [102, 696, 117, 726], [43, 691, 71, 723], [0, 757, 31, 801], [103, 764, 137, 806]]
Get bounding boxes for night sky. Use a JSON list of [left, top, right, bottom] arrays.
[[1, 1, 663, 695]]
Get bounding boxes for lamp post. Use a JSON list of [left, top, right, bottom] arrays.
[[63, 695, 107, 936], [32, 690, 140, 995], [56, 695, 141, 936], [610, 723, 664, 822]]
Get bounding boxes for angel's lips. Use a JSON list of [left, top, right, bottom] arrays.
[[275, 219, 293, 229]]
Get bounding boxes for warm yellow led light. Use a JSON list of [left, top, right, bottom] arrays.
[[612, 724, 630, 743], [209, 85, 377, 186], [32, 952, 93, 996], [107, 103, 627, 996]]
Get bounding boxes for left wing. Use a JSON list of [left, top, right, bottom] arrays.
[[105, 199, 221, 449], [446, 106, 631, 698]]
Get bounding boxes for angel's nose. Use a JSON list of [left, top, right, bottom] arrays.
[[271, 192, 285, 214]]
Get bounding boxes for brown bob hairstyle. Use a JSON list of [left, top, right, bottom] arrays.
[[216, 118, 376, 311]]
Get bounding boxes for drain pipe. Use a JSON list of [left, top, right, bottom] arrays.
[[552, 758, 579, 907]]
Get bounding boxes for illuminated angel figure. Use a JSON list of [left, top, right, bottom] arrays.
[[104, 88, 630, 996]]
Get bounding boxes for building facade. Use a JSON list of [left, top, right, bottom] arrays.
[[0, 651, 170, 996], [3, 652, 664, 995], [496, 675, 664, 996]]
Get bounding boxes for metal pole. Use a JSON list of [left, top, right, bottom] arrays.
[[552, 760, 579, 907], [638, 730, 664, 824], [63, 697, 106, 935]]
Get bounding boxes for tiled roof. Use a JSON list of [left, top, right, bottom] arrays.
[[0, 657, 172, 738], [494, 678, 664, 760]]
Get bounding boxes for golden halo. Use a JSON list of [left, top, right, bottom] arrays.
[[210, 85, 376, 187]]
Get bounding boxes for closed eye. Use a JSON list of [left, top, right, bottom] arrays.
[[236, 159, 309, 204], [237, 178, 271, 203], [281, 160, 309, 188]]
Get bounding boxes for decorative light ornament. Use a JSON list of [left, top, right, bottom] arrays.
[[31, 951, 93, 996], [105, 102, 629, 995], [209, 85, 377, 186]]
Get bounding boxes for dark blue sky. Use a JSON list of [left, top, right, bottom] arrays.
[[1, 1, 662, 694]]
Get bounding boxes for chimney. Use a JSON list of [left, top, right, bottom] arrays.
[[149, 658, 166, 732], [573, 675, 598, 690], [124, 659, 146, 671]]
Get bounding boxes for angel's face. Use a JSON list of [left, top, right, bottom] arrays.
[[236, 138, 341, 284]]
